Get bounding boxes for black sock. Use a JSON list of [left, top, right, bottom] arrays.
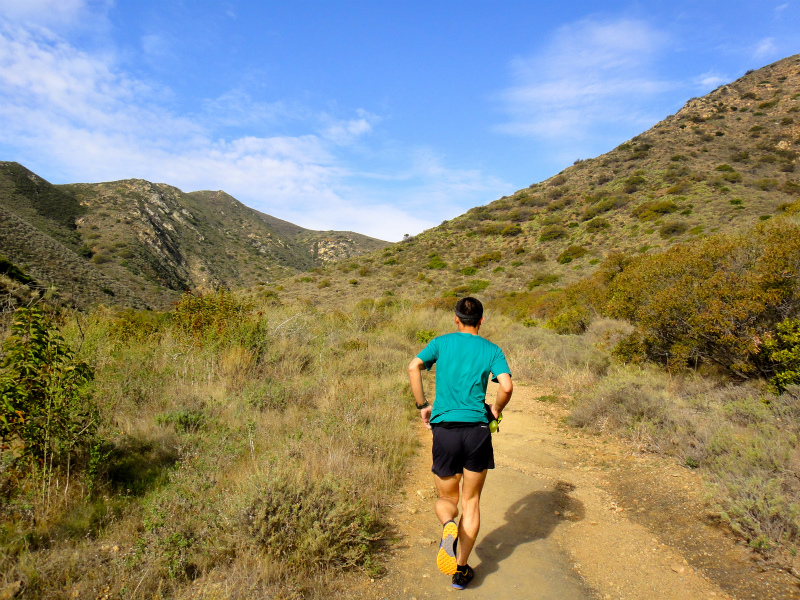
[[456, 564, 469, 573]]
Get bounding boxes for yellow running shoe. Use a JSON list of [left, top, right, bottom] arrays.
[[436, 520, 458, 575]]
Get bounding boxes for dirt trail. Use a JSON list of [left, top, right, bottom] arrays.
[[349, 383, 800, 600]]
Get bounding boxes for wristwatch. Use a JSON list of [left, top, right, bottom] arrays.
[[415, 400, 429, 409]]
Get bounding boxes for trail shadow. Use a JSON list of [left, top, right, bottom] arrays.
[[471, 481, 585, 587]]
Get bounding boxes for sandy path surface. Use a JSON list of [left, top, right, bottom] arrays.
[[349, 382, 800, 600]]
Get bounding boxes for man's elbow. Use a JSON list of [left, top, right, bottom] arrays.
[[408, 358, 424, 374]]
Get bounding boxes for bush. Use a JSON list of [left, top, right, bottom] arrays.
[[173, 289, 252, 341], [468, 279, 490, 293], [529, 251, 547, 263], [539, 225, 568, 242], [754, 178, 779, 191], [478, 223, 504, 236], [764, 318, 800, 392], [557, 246, 588, 264], [248, 471, 381, 569], [460, 266, 478, 276], [501, 224, 522, 237], [584, 218, 610, 233], [415, 329, 437, 344], [0, 306, 97, 466], [544, 306, 591, 335], [631, 200, 678, 220], [601, 220, 800, 376], [527, 273, 560, 289], [472, 251, 501, 268], [581, 197, 627, 221], [426, 255, 447, 269], [659, 221, 689, 238]]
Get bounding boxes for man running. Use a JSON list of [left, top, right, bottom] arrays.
[[407, 297, 513, 590]]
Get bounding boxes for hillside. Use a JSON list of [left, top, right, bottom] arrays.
[[273, 53, 800, 306], [0, 165, 388, 308]]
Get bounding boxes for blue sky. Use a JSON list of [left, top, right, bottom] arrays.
[[0, 1, 798, 241]]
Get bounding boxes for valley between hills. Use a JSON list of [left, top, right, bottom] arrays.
[[1, 54, 800, 599]]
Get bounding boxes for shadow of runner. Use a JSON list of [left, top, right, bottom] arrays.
[[471, 481, 585, 588]]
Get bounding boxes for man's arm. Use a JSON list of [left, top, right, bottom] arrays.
[[408, 357, 433, 429], [491, 373, 513, 419]]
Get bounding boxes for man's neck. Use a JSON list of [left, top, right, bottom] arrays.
[[457, 325, 481, 335]]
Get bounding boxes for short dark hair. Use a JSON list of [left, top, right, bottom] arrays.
[[455, 297, 483, 327]]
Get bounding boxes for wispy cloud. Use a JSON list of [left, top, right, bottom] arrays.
[[494, 18, 675, 161], [694, 71, 728, 89], [0, 17, 501, 240], [754, 37, 778, 59]]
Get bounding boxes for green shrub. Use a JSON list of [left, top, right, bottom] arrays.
[[601, 220, 800, 376], [472, 251, 501, 268], [539, 225, 568, 242], [631, 200, 678, 220], [0, 255, 35, 285], [501, 224, 522, 237], [426, 255, 447, 269], [557, 246, 588, 264], [527, 273, 560, 289], [415, 330, 437, 344], [173, 289, 252, 340], [764, 319, 800, 392], [468, 280, 490, 293], [754, 178, 779, 191], [584, 218, 610, 233], [544, 306, 591, 334], [460, 266, 478, 276], [529, 251, 547, 263], [0, 306, 97, 466], [90, 253, 112, 265], [478, 223, 504, 236], [581, 197, 627, 221], [659, 221, 689, 238]]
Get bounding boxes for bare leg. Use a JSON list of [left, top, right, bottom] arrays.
[[434, 469, 487, 566], [433, 473, 462, 524], [456, 468, 487, 566]]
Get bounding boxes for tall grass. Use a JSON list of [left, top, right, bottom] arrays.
[[0, 293, 422, 598], [4, 292, 800, 595]]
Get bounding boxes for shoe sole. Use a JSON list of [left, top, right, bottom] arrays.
[[436, 521, 458, 575]]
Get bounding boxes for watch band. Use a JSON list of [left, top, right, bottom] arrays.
[[415, 400, 429, 409]]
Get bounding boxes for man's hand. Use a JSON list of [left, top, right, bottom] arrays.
[[489, 403, 501, 420], [420, 405, 432, 430]]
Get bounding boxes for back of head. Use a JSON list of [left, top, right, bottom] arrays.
[[455, 297, 483, 327]]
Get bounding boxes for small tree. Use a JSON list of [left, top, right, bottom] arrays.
[[0, 306, 96, 469]]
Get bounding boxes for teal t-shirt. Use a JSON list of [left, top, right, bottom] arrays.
[[417, 332, 511, 424]]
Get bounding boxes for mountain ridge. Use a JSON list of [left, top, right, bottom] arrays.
[[0, 164, 389, 309]]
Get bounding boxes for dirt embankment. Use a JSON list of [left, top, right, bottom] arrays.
[[348, 383, 800, 600]]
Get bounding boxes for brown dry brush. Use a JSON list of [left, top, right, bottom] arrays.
[[0, 291, 419, 598]]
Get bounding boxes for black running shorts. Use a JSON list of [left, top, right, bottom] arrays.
[[431, 424, 495, 477]]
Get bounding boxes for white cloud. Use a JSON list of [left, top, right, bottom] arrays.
[[0, 18, 502, 241], [322, 109, 379, 145], [774, 3, 790, 14], [694, 71, 728, 89], [0, 0, 111, 33], [495, 18, 674, 151], [754, 37, 778, 59]]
